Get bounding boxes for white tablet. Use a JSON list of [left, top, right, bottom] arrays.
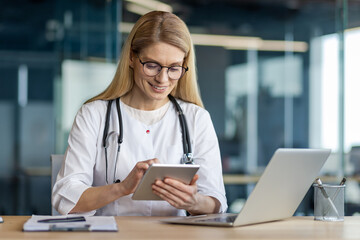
[[132, 163, 200, 200]]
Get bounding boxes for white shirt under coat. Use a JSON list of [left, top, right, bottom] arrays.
[[52, 98, 228, 216]]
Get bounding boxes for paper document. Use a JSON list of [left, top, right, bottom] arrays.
[[23, 215, 118, 232]]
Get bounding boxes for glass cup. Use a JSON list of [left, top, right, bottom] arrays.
[[313, 183, 345, 221]]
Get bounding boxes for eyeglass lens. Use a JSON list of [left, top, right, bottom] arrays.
[[143, 62, 186, 80]]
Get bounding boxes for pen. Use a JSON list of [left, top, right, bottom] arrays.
[[339, 177, 347, 186], [315, 178, 340, 217], [323, 177, 346, 216], [38, 216, 86, 223], [50, 224, 91, 231]]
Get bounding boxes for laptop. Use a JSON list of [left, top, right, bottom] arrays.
[[161, 148, 331, 227]]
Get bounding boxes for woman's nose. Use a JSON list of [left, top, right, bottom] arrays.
[[155, 68, 169, 83]]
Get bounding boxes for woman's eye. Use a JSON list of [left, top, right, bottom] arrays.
[[169, 67, 181, 72], [145, 63, 160, 69]]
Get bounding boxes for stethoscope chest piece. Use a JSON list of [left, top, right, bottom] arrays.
[[182, 153, 194, 164]]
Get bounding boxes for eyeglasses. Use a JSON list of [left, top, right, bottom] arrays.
[[138, 57, 188, 80]]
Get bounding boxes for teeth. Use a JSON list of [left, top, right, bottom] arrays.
[[149, 82, 166, 90], [153, 85, 166, 90]]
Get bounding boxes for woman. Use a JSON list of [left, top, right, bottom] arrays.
[[52, 11, 227, 216]]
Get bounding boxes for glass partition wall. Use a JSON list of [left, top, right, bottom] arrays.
[[206, 0, 360, 214], [215, 0, 360, 214], [1, 0, 360, 215]]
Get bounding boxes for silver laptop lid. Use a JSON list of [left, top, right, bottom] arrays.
[[234, 148, 330, 226]]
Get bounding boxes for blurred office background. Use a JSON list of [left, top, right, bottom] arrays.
[[1, 0, 360, 215]]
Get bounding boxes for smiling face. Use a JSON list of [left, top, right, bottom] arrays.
[[123, 42, 185, 110], [126, 42, 186, 110]]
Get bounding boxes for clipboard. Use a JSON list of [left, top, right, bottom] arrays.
[[23, 215, 118, 232], [132, 163, 200, 200]]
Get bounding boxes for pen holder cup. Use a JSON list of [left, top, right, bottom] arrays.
[[313, 183, 345, 221]]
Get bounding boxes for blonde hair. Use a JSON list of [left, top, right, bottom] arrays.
[[86, 11, 203, 107]]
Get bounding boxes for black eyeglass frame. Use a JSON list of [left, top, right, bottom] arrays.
[[138, 57, 189, 80]]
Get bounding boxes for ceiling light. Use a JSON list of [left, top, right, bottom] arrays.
[[125, 3, 152, 16], [117, 22, 308, 52], [192, 34, 307, 52], [125, 0, 172, 13], [226, 39, 308, 52], [191, 33, 261, 49]]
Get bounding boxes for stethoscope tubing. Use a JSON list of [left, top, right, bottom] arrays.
[[168, 95, 192, 155], [103, 95, 192, 184]]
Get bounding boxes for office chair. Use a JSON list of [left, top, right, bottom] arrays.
[[50, 154, 64, 216]]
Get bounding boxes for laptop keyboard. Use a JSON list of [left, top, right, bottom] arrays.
[[194, 215, 237, 223]]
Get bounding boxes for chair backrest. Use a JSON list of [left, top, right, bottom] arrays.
[[50, 154, 64, 216]]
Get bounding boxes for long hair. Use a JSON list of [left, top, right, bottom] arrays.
[[86, 11, 203, 107]]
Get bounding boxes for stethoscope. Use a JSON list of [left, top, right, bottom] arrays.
[[102, 94, 193, 184]]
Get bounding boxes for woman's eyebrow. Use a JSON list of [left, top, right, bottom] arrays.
[[141, 57, 183, 66]]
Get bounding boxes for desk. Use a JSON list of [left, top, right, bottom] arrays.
[[1, 216, 360, 239], [222, 174, 360, 185]]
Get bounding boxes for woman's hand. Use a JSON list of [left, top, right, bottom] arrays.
[[70, 158, 159, 214], [152, 174, 221, 215], [151, 174, 200, 213], [121, 158, 159, 195]]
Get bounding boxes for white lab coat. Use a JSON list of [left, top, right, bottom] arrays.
[[52, 98, 228, 216]]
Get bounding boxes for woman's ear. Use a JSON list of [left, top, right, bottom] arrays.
[[129, 51, 135, 68]]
